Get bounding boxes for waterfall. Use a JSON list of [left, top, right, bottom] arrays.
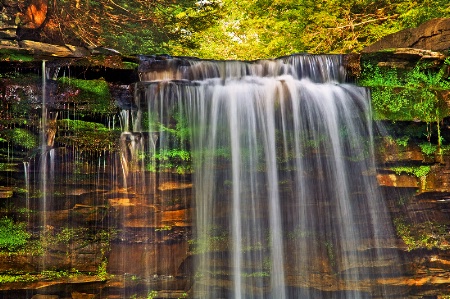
[[133, 55, 401, 298], [23, 161, 30, 221], [40, 60, 47, 220]]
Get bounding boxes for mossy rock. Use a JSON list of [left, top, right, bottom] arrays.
[[0, 128, 38, 150], [359, 59, 450, 122], [57, 78, 115, 114], [56, 119, 120, 152], [0, 49, 34, 63]]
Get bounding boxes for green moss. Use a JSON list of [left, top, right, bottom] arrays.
[[58, 78, 114, 114], [419, 142, 437, 156], [359, 61, 450, 122], [1, 128, 38, 149], [121, 61, 139, 69], [396, 136, 409, 147], [0, 270, 84, 284], [0, 163, 18, 171], [0, 49, 34, 62], [188, 226, 229, 254], [148, 148, 192, 174], [390, 165, 431, 178], [0, 273, 37, 283], [394, 218, 448, 251], [58, 119, 110, 131], [0, 217, 31, 252], [360, 61, 450, 156], [56, 119, 120, 152]]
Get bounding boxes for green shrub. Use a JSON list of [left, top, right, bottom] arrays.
[[390, 165, 431, 178], [0, 217, 31, 251], [419, 142, 437, 156]]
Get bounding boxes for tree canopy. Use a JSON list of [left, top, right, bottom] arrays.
[[39, 0, 450, 59]]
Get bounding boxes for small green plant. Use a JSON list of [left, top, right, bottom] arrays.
[[58, 78, 114, 114], [360, 61, 450, 154], [0, 217, 31, 252], [188, 226, 228, 254], [149, 148, 192, 174], [155, 225, 172, 231], [41, 270, 70, 280], [394, 218, 448, 251], [97, 258, 108, 280], [396, 136, 409, 147], [178, 293, 188, 299], [0, 273, 36, 283], [390, 165, 431, 178], [419, 142, 438, 156], [147, 290, 158, 299]]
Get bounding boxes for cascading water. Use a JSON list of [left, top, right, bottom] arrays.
[[40, 60, 48, 228], [135, 55, 403, 298]]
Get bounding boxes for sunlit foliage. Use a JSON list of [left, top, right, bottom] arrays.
[[43, 0, 450, 59]]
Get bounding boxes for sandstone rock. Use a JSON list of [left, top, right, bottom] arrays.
[[108, 242, 189, 277], [0, 25, 16, 39], [363, 18, 450, 53], [17, 40, 90, 57], [377, 143, 428, 164], [0, 39, 18, 48], [0, 186, 13, 198], [158, 181, 193, 191], [376, 173, 419, 188]]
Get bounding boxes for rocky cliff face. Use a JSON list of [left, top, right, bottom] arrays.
[[363, 18, 450, 53], [0, 16, 449, 298]]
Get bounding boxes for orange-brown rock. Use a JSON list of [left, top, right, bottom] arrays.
[[108, 242, 189, 277], [18, 0, 48, 29], [21, 0, 48, 29], [377, 173, 419, 188], [0, 186, 13, 198]]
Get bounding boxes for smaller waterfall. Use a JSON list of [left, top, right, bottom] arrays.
[[39, 60, 48, 230], [23, 161, 30, 221]]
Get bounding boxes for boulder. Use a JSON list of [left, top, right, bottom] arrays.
[[363, 18, 450, 52]]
